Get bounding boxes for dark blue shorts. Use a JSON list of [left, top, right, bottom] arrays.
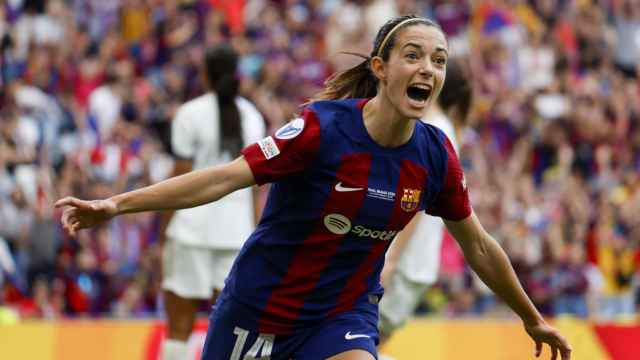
[[201, 293, 379, 360]]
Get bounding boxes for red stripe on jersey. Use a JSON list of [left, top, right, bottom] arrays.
[[241, 107, 321, 185], [328, 160, 428, 316], [258, 153, 372, 334]]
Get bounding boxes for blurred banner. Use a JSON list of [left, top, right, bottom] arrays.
[[0, 318, 638, 359]]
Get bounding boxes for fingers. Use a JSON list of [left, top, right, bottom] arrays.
[[69, 218, 83, 237], [553, 333, 572, 360], [55, 196, 93, 210], [560, 340, 572, 360], [61, 208, 82, 237], [55, 196, 80, 208], [551, 345, 558, 360]]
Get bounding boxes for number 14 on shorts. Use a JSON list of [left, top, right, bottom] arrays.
[[231, 327, 275, 360]]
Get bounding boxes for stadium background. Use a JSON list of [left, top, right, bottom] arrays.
[[0, 0, 639, 359]]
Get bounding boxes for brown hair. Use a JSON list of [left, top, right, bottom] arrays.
[[438, 58, 472, 124], [313, 15, 443, 101]]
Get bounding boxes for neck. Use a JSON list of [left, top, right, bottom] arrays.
[[425, 103, 443, 119], [362, 96, 415, 147]]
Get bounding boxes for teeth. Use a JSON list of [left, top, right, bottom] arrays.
[[410, 84, 432, 90]]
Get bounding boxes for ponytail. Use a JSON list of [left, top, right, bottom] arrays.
[[215, 72, 242, 156], [205, 45, 243, 157], [313, 53, 378, 101]]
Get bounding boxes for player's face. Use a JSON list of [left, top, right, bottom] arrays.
[[380, 25, 448, 120]]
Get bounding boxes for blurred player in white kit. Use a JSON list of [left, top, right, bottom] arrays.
[[159, 44, 265, 360]]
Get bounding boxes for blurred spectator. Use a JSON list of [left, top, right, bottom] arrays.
[[552, 243, 590, 318]]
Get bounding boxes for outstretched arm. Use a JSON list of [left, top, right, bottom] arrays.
[[56, 156, 255, 235], [157, 158, 194, 244], [444, 212, 572, 360]]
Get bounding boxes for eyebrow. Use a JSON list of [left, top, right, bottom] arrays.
[[402, 42, 448, 56]]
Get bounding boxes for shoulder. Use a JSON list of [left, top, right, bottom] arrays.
[[413, 121, 457, 177], [414, 120, 449, 149], [176, 93, 216, 118], [307, 98, 362, 116], [187, 93, 215, 108], [304, 98, 363, 128]]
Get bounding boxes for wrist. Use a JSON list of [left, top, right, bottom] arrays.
[[522, 313, 546, 328], [109, 194, 127, 215]]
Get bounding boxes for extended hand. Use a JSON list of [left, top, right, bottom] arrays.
[[55, 197, 118, 236], [525, 321, 572, 360]]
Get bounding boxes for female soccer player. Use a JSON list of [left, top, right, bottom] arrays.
[[56, 15, 572, 360], [158, 45, 265, 360]]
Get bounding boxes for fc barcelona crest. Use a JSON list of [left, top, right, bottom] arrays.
[[400, 188, 421, 212]]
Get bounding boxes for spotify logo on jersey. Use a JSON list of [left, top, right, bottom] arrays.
[[324, 214, 352, 235]]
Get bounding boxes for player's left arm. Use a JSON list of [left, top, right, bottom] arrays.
[[430, 134, 571, 359], [444, 213, 572, 360]]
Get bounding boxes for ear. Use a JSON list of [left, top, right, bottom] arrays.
[[370, 56, 386, 82]]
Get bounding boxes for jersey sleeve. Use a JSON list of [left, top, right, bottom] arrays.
[[170, 106, 196, 159], [241, 105, 321, 185], [425, 135, 471, 221]]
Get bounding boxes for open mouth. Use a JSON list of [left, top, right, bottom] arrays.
[[406, 84, 432, 104]]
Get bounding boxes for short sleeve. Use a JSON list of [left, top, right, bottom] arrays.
[[171, 106, 196, 159], [237, 97, 266, 146], [241, 106, 321, 185], [425, 135, 471, 221]]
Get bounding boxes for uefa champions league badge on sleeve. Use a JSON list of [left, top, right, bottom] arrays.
[[275, 118, 305, 140]]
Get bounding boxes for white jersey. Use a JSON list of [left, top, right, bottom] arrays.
[[166, 93, 265, 249], [396, 113, 458, 284]]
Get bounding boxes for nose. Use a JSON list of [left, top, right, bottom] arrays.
[[419, 60, 434, 77]]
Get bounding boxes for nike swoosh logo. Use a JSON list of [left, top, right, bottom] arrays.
[[335, 182, 363, 192], [345, 331, 371, 340]]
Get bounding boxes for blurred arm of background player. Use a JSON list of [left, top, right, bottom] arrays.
[[157, 159, 262, 245], [380, 215, 419, 289], [445, 213, 572, 359]]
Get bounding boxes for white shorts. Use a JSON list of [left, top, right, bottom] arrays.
[[378, 271, 429, 337], [161, 239, 239, 299]]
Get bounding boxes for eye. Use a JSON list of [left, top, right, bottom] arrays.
[[435, 57, 447, 66], [405, 52, 419, 60]]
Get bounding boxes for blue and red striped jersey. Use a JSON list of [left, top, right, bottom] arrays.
[[226, 98, 471, 334]]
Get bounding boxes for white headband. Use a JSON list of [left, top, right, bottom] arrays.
[[376, 18, 426, 57]]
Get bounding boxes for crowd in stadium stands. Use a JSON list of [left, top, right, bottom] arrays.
[[0, 0, 639, 322]]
